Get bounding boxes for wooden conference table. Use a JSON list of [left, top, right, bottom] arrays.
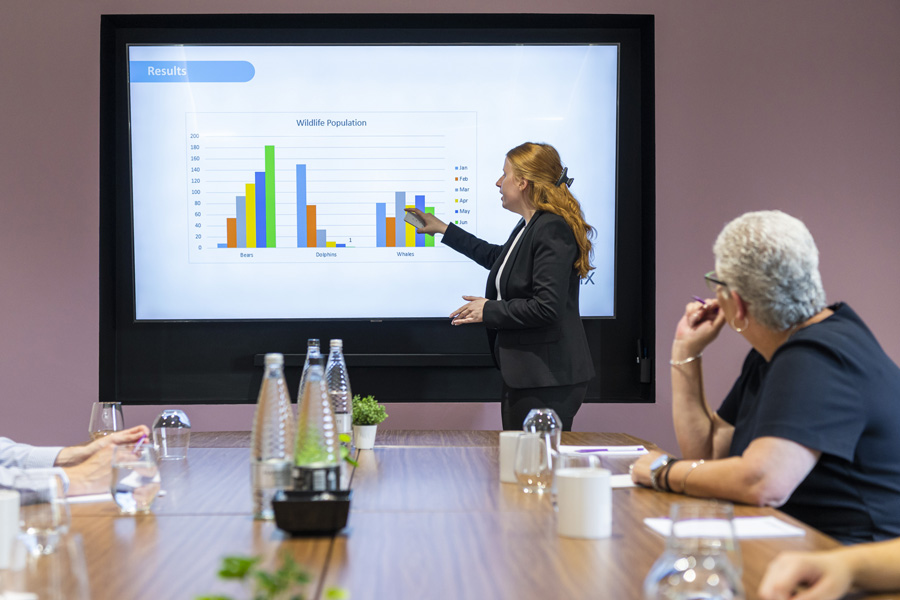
[[68, 430, 859, 600]]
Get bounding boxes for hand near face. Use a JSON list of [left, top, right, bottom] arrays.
[[674, 299, 726, 357], [450, 296, 488, 325]]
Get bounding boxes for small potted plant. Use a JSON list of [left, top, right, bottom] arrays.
[[351, 394, 387, 450]]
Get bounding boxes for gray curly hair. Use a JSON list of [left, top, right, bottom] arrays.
[[713, 210, 826, 331]]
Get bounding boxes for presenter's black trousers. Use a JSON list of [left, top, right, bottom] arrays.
[[500, 381, 588, 431]]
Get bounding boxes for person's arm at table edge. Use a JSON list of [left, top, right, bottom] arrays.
[[639, 436, 820, 507], [759, 538, 900, 600]]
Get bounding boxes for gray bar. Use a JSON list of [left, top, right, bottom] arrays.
[[395, 191, 406, 247], [317, 229, 326, 248], [236, 196, 246, 248]]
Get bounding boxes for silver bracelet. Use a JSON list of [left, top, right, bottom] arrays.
[[669, 352, 702, 366]]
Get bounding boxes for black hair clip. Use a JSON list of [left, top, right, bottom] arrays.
[[555, 167, 574, 187]]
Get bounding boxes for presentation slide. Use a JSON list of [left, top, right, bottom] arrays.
[[128, 45, 618, 320]]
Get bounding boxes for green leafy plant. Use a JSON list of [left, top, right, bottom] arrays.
[[351, 394, 388, 426], [195, 554, 348, 600]]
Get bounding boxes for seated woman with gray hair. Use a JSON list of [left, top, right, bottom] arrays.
[[632, 210, 900, 544]]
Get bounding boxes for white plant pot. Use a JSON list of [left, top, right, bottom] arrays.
[[353, 424, 378, 450]]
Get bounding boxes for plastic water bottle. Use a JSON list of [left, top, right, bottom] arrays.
[[250, 353, 295, 520], [296, 338, 320, 407], [325, 339, 352, 443], [293, 352, 340, 491]]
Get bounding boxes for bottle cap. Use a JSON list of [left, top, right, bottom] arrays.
[[330, 339, 343, 348], [264, 352, 284, 366], [307, 338, 320, 347]]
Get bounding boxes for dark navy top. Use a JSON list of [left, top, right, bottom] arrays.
[[718, 303, 900, 543]]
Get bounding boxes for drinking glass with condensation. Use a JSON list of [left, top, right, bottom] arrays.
[[111, 440, 161, 514]]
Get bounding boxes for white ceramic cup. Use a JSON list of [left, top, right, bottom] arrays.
[[0, 489, 21, 569], [499, 431, 524, 483], [556, 467, 612, 539]]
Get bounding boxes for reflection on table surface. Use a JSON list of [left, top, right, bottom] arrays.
[[66, 430, 879, 600]]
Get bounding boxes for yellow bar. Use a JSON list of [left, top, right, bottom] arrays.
[[245, 183, 256, 248], [405, 205, 415, 247], [326, 241, 337, 248]]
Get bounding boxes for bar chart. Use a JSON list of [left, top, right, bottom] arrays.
[[186, 111, 476, 263]]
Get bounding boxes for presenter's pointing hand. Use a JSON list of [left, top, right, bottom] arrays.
[[405, 208, 448, 235], [450, 295, 487, 325]]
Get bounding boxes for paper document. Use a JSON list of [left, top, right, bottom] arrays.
[[611, 474, 637, 488], [559, 445, 648, 455], [67, 490, 166, 504], [644, 516, 806, 539]]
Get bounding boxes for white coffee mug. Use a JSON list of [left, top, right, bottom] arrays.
[[499, 431, 524, 483], [0, 489, 20, 569], [556, 467, 612, 539]]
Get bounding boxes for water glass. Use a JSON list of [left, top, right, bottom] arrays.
[[88, 401, 124, 440], [522, 408, 562, 453], [12, 472, 70, 556], [2, 533, 90, 600], [550, 452, 601, 510], [152, 409, 191, 460], [644, 500, 744, 600], [111, 441, 161, 514], [513, 432, 552, 494]]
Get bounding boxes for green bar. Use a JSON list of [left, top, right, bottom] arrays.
[[425, 207, 435, 247], [265, 145, 276, 247]]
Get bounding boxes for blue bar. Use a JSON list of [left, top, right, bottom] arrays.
[[317, 230, 326, 248], [296, 164, 307, 248], [255, 171, 266, 248], [415, 195, 425, 247], [129, 61, 255, 83], [217, 243, 228, 248], [336, 243, 346, 248], [375, 203, 386, 247], [236, 196, 246, 248], [395, 192, 406, 248]]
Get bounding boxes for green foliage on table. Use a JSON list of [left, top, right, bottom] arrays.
[[351, 394, 388, 426], [339, 433, 358, 468], [195, 553, 348, 600]]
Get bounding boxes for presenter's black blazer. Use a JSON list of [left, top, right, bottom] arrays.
[[442, 211, 595, 389]]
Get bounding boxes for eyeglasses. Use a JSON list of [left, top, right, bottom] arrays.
[[704, 271, 728, 294]]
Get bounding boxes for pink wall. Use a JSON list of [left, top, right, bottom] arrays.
[[2, 1, 899, 452]]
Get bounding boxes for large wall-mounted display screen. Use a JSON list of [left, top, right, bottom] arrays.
[[100, 13, 655, 406], [128, 44, 618, 320]]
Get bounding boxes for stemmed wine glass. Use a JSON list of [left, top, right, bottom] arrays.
[[88, 402, 124, 440]]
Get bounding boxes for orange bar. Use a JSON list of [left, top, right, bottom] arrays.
[[386, 217, 396, 247], [226, 218, 237, 248], [307, 205, 317, 247]]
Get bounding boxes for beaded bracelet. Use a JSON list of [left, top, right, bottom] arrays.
[[669, 352, 702, 366], [681, 459, 705, 494]]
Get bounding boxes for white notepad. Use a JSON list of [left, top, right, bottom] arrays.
[[644, 516, 806, 539]]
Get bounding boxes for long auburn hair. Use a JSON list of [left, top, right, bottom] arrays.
[[506, 142, 595, 278]]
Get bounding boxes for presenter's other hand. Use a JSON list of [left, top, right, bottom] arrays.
[[405, 208, 448, 235], [450, 295, 487, 325], [758, 551, 854, 600], [673, 298, 726, 359]]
